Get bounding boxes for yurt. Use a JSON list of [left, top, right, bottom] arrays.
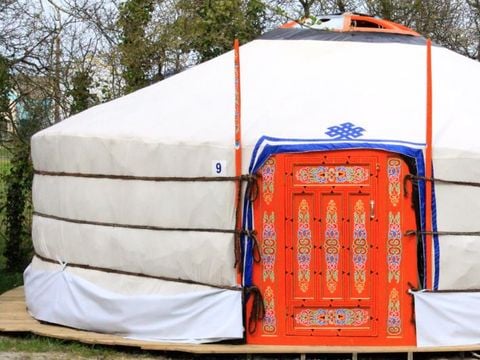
[[25, 13, 480, 348]]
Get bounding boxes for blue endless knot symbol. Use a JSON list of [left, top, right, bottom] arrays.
[[325, 122, 365, 140]]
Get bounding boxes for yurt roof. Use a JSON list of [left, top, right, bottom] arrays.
[[32, 14, 480, 178]]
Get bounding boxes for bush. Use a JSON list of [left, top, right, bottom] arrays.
[[3, 141, 33, 273], [1, 99, 49, 275], [0, 272, 23, 294]]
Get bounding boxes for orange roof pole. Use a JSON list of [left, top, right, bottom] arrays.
[[425, 39, 433, 289], [234, 39, 243, 280]]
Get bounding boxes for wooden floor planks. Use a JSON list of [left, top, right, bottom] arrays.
[[1, 287, 480, 354]]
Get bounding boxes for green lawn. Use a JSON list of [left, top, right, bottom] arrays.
[[0, 334, 116, 357], [0, 334, 170, 359]]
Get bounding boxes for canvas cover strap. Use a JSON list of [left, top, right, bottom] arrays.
[[244, 285, 265, 334], [33, 211, 240, 234], [414, 288, 480, 293], [34, 170, 259, 268], [404, 174, 480, 194], [34, 169, 257, 183], [33, 252, 242, 291], [406, 230, 480, 237]]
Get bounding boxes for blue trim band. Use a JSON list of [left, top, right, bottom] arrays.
[[248, 136, 426, 173], [431, 167, 440, 290]]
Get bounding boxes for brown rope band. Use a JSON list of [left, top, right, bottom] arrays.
[[34, 170, 260, 268], [404, 174, 480, 196], [250, 231, 261, 264], [406, 282, 480, 294], [34, 211, 260, 269], [405, 230, 480, 237], [245, 285, 265, 334], [232, 173, 259, 269], [34, 252, 242, 292], [245, 177, 259, 202], [234, 177, 243, 270], [34, 211, 239, 234], [404, 175, 480, 237], [416, 288, 480, 293], [34, 169, 256, 183], [408, 283, 480, 294]]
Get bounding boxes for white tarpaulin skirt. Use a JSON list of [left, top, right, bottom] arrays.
[[413, 291, 480, 347], [24, 258, 244, 343]]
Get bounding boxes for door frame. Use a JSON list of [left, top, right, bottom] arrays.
[[246, 148, 422, 346]]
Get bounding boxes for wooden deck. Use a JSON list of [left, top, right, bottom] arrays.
[[1, 286, 480, 355]]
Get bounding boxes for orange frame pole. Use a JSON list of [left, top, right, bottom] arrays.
[[234, 39, 243, 282], [234, 39, 242, 186], [425, 39, 433, 289]]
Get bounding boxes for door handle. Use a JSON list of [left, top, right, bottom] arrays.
[[370, 200, 375, 220]]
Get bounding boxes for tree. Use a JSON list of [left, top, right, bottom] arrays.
[[0, 56, 12, 141], [117, 0, 156, 93], [3, 96, 49, 273], [298, 0, 316, 17], [68, 70, 98, 115], [0, 56, 40, 274], [466, 0, 480, 60], [364, 0, 478, 60], [176, 0, 266, 62]]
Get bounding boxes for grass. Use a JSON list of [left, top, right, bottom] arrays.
[[0, 335, 475, 360], [0, 334, 116, 356], [0, 334, 165, 359], [0, 334, 233, 359]]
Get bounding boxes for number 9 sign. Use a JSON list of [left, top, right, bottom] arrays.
[[212, 160, 227, 176]]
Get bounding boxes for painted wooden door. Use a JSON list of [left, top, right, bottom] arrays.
[[248, 150, 418, 346]]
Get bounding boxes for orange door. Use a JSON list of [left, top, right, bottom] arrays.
[[248, 150, 418, 346]]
